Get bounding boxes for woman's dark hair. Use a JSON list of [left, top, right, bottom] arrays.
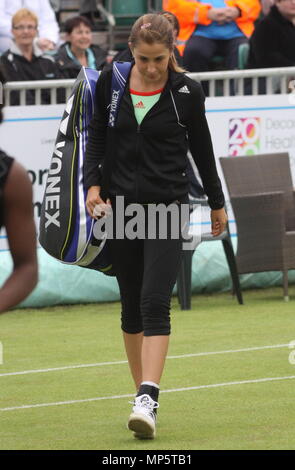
[[159, 10, 180, 37], [64, 15, 93, 34]]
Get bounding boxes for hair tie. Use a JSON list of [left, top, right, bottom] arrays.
[[141, 23, 151, 30]]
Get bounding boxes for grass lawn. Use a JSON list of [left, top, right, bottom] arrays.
[[0, 285, 295, 450]]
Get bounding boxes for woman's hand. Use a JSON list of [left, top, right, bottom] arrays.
[[211, 207, 228, 236], [86, 186, 111, 219], [224, 6, 241, 22], [207, 8, 228, 24]]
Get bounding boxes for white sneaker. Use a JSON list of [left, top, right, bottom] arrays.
[[127, 394, 159, 439]]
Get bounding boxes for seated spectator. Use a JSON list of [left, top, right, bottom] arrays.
[[55, 16, 107, 79], [0, 0, 59, 54], [0, 8, 61, 105], [165, 0, 261, 72], [247, 0, 295, 68]]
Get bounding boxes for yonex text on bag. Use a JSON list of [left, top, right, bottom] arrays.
[[39, 63, 131, 275]]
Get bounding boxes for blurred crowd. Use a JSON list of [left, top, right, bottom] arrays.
[[0, 0, 294, 98], [164, 0, 295, 71]]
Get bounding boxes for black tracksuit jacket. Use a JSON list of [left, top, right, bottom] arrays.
[[84, 63, 225, 210], [0, 49, 61, 105]]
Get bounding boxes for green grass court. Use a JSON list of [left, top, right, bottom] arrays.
[[0, 286, 295, 450]]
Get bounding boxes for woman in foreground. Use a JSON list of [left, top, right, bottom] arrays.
[[85, 13, 227, 439]]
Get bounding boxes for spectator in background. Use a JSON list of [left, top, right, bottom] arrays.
[[54, 16, 107, 79], [0, 8, 61, 105], [165, 0, 261, 72], [247, 0, 295, 68], [0, 69, 38, 313], [0, 0, 59, 54]]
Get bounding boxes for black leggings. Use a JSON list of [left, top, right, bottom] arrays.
[[108, 200, 186, 336]]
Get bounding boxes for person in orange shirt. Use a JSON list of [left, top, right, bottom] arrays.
[[164, 0, 261, 72]]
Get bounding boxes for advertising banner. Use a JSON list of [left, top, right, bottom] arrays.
[[0, 94, 295, 250], [0, 105, 63, 251], [205, 93, 295, 235]]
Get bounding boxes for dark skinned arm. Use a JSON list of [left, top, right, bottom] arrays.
[[0, 161, 38, 313]]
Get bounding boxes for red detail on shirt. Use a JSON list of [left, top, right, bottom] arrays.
[[134, 101, 145, 109], [130, 88, 164, 96]]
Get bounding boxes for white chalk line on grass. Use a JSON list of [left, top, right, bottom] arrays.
[[1, 374, 295, 412], [0, 343, 290, 378]]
